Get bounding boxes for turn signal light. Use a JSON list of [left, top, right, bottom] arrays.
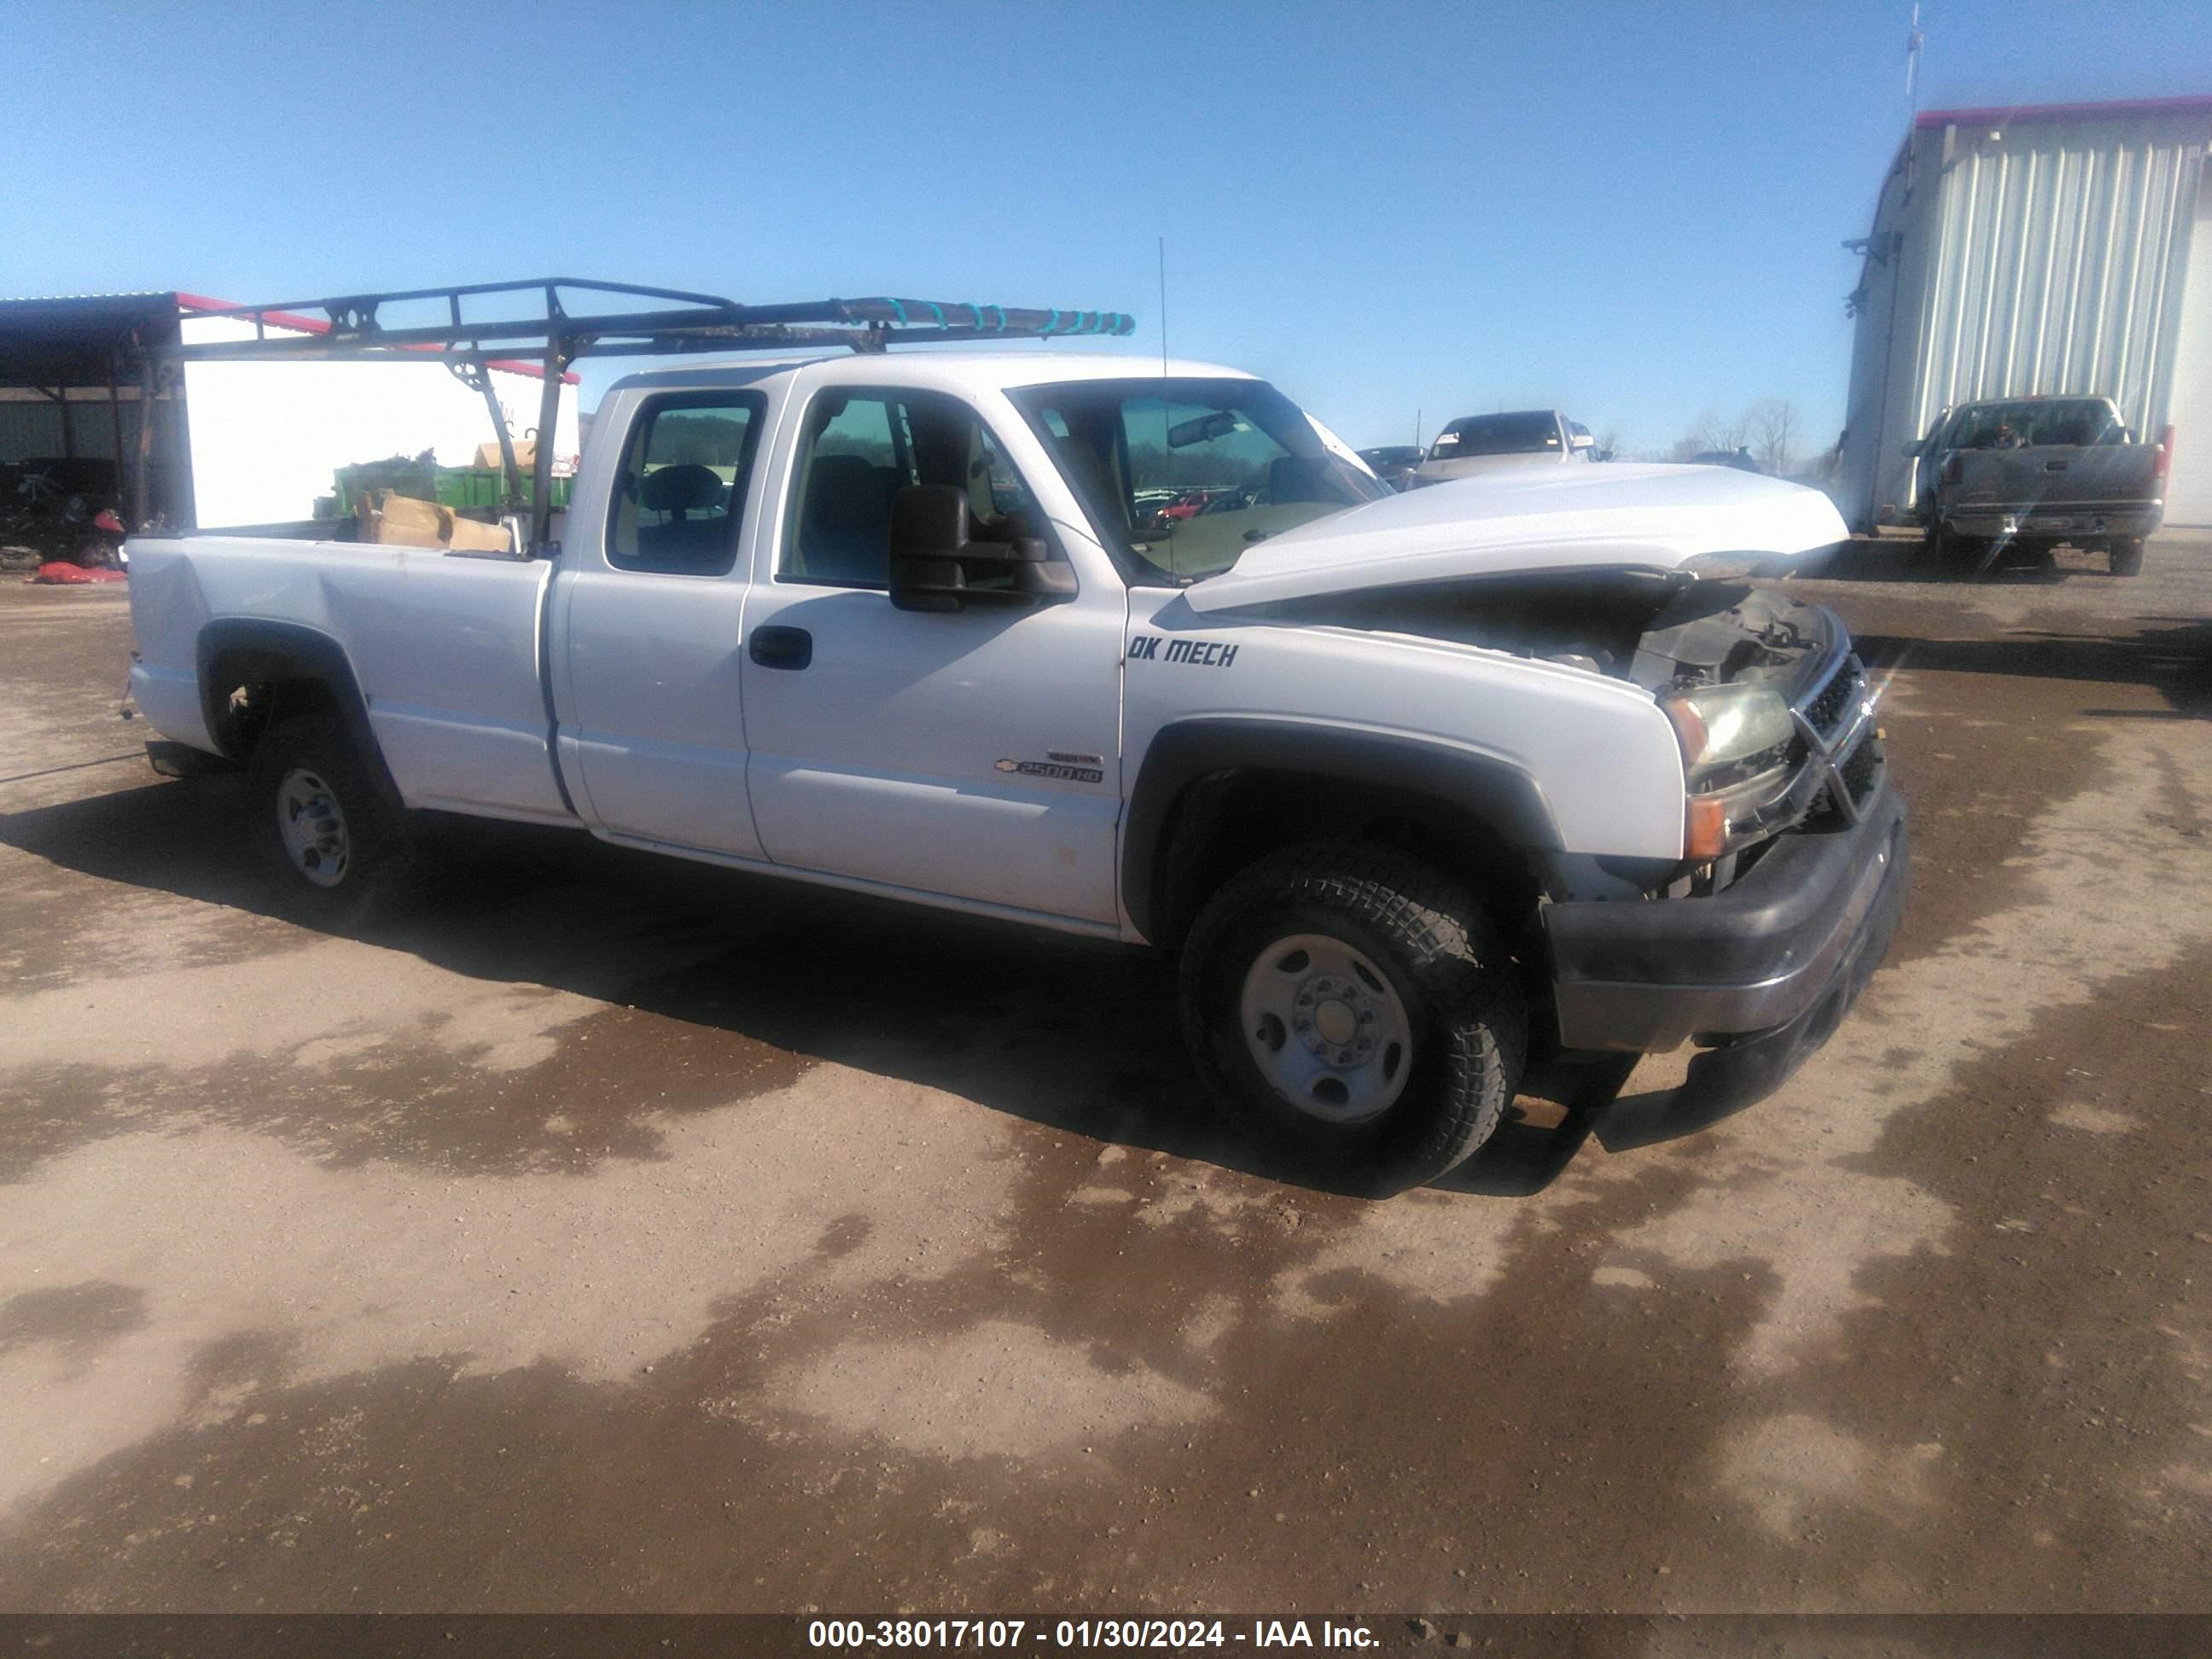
[[1685, 796, 1728, 862], [1662, 697, 1708, 759]]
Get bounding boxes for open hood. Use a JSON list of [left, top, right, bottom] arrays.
[[1185, 463, 1848, 613]]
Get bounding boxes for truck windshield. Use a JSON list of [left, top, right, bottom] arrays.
[[1428, 411, 1562, 459], [1008, 377, 1388, 583]]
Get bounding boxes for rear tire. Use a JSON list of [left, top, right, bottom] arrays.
[[1178, 842, 1527, 1195], [250, 713, 408, 929], [2110, 538, 2145, 577]]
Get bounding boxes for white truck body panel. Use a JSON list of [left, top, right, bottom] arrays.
[[1186, 462, 1849, 612], [125, 535, 568, 824], [1120, 590, 1687, 860]]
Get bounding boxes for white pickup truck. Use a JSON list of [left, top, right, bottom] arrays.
[[125, 306, 1907, 1191]]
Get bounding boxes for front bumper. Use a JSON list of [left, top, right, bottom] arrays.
[[1545, 782, 1909, 1057], [1944, 505, 2163, 541]]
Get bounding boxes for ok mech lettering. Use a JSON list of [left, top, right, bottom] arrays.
[[1127, 634, 1239, 667]]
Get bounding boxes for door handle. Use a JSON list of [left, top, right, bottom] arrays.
[[748, 626, 812, 670]]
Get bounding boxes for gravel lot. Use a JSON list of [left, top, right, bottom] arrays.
[[1, 533, 2208, 1617]]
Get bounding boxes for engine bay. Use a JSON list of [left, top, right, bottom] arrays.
[[1241, 568, 1834, 696]]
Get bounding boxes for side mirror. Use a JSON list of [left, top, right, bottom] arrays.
[[1569, 432, 1595, 452], [887, 485, 1075, 613]]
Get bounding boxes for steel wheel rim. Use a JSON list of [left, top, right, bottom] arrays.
[[276, 766, 351, 888], [1237, 932, 1414, 1124]]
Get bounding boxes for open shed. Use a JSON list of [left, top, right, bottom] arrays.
[[0, 290, 580, 534], [0, 291, 190, 526]]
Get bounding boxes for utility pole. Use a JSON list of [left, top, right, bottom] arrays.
[[1905, 3, 1924, 114], [1157, 236, 1169, 378]]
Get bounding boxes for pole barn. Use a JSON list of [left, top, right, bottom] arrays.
[[1835, 96, 2212, 532]]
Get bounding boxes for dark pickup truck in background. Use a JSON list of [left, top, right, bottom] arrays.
[[1904, 395, 2169, 576]]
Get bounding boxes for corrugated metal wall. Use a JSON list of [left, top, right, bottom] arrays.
[[2164, 190, 2212, 523], [1911, 118, 2205, 446], [0, 397, 187, 466]]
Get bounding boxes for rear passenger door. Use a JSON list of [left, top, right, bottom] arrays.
[[554, 390, 770, 857], [738, 386, 1126, 925]]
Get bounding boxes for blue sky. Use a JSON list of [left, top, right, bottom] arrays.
[[7, 1, 2209, 460]]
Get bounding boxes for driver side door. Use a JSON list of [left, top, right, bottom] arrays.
[[739, 387, 1126, 926]]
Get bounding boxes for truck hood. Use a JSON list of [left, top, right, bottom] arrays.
[[1185, 463, 1848, 613]]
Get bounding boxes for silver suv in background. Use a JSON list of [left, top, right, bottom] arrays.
[[1415, 409, 1593, 484]]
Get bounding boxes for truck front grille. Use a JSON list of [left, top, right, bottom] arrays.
[[1802, 654, 1866, 742], [1827, 731, 1884, 817]]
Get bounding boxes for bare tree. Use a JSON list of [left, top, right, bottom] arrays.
[[1667, 407, 1753, 463], [1747, 399, 1802, 476], [1662, 401, 1802, 470]]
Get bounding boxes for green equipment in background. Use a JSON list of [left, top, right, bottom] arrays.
[[323, 457, 573, 519]]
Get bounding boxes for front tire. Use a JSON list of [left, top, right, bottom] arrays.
[[1178, 843, 1527, 1194], [250, 713, 406, 928]]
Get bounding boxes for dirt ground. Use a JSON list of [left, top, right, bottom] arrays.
[[0, 533, 2208, 1621]]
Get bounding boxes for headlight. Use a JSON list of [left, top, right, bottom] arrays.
[[1662, 683, 1796, 862], [1661, 682, 1795, 785]]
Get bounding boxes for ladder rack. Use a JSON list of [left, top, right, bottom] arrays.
[[166, 278, 1138, 552]]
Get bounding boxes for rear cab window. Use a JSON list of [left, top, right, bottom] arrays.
[[1945, 400, 2125, 451], [606, 393, 765, 574]]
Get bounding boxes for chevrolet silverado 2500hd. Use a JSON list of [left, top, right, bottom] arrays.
[[125, 288, 1906, 1191]]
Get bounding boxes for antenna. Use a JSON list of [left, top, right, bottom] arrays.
[[1157, 236, 1170, 377], [1905, 3, 1924, 113]]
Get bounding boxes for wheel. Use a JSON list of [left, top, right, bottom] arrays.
[[2110, 538, 2145, 577], [1177, 842, 1528, 1194], [250, 712, 407, 928]]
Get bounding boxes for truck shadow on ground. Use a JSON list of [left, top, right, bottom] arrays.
[[1852, 616, 2212, 715], [0, 777, 1638, 1200], [1803, 535, 2128, 585]]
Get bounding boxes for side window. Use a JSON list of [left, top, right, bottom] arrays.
[[607, 393, 764, 575], [781, 388, 1050, 588]]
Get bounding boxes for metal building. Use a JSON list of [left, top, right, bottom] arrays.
[[1835, 95, 2212, 532]]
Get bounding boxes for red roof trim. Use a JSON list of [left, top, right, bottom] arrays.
[[1915, 94, 2212, 130], [173, 292, 582, 385]]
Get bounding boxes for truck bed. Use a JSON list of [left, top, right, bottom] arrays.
[[125, 531, 572, 824]]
